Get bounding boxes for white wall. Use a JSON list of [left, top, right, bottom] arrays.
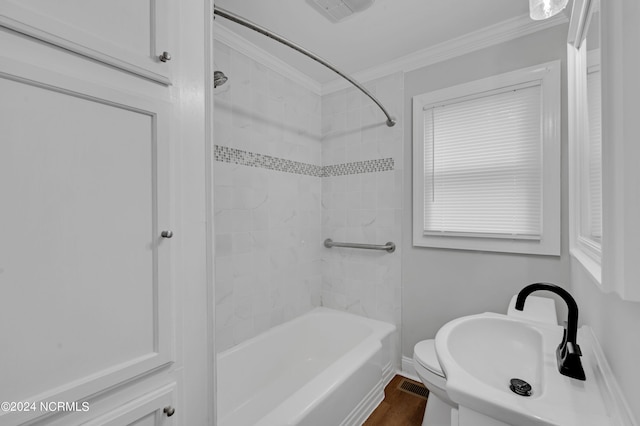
[[401, 25, 571, 358], [571, 263, 640, 423], [213, 40, 323, 352]]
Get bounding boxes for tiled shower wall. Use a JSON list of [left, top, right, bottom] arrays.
[[320, 72, 404, 332], [213, 41, 323, 352], [213, 39, 403, 356]]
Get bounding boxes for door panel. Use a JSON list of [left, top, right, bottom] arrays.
[[0, 58, 173, 425], [0, 0, 171, 84], [82, 384, 176, 426]]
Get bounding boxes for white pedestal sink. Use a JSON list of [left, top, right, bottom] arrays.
[[434, 313, 621, 426]]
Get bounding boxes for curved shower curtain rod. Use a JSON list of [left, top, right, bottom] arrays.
[[214, 6, 397, 127]]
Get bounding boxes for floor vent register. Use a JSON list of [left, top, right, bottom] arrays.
[[397, 378, 429, 400]]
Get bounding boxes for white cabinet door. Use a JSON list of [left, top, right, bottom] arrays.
[[82, 384, 177, 426], [0, 58, 173, 426], [0, 0, 172, 84]]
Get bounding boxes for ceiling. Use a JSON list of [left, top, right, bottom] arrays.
[[214, 0, 532, 84]]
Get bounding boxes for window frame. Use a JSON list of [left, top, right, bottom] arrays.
[[568, 0, 602, 283], [575, 50, 602, 266], [412, 61, 561, 255]]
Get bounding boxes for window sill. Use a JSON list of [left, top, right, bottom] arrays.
[[413, 232, 560, 256], [570, 247, 602, 285]]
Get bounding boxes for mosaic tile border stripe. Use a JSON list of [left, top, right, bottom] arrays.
[[323, 158, 394, 177], [215, 145, 323, 177], [214, 145, 394, 177]]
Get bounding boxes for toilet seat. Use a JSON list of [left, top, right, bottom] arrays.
[[414, 339, 444, 378]]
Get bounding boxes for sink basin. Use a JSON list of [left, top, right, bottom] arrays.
[[444, 314, 544, 397], [435, 313, 615, 426]]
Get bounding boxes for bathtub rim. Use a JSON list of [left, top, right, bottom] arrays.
[[216, 307, 396, 360]]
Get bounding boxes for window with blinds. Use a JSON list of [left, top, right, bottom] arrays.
[[586, 65, 602, 242], [412, 61, 560, 255], [422, 83, 542, 239]]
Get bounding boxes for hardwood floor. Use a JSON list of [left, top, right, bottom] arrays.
[[363, 375, 428, 426]]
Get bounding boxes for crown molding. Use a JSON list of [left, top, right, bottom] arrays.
[[213, 12, 568, 97], [322, 12, 569, 94], [213, 24, 322, 95]]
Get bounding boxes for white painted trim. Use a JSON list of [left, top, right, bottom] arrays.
[[213, 12, 567, 97], [599, 0, 640, 302], [567, 0, 592, 47], [412, 61, 562, 256], [213, 24, 322, 95], [400, 356, 420, 382], [570, 247, 601, 284], [342, 379, 385, 426], [381, 361, 394, 387], [567, 0, 603, 286], [205, 1, 217, 424], [344, 368, 396, 425], [322, 12, 568, 94]]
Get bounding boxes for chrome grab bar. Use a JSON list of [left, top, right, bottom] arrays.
[[323, 238, 395, 253]]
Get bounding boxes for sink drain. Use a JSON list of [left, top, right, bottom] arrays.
[[509, 378, 532, 396]]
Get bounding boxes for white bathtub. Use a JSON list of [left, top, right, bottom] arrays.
[[217, 307, 396, 426]]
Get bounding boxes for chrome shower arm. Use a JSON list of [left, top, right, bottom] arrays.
[[213, 6, 396, 127]]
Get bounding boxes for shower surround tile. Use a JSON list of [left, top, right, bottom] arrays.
[[214, 38, 403, 364], [214, 40, 322, 352], [321, 72, 404, 367]]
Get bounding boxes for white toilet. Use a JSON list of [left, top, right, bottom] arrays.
[[413, 338, 455, 426], [413, 295, 558, 426]]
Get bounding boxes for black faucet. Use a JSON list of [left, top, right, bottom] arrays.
[[515, 282, 586, 381]]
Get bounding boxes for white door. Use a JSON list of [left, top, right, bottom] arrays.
[[0, 58, 173, 425], [0, 2, 213, 425]]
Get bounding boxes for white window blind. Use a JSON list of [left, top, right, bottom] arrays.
[[422, 84, 542, 239], [586, 67, 602, 241]]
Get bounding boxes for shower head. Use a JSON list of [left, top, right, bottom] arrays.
[[214, 70, 228, 88]]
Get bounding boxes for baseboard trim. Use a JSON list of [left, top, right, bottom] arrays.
[[341, 379, 385, 426], [382, 361, 395, 387], [399, 356, 420, 382]]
